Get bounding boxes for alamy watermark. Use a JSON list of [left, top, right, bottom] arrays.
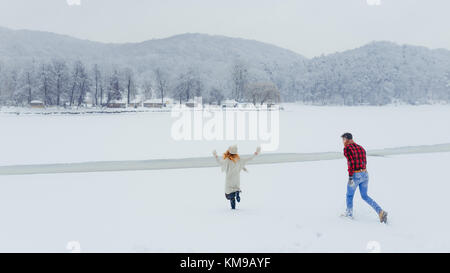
[[170, 101, 280, 152], [366, 240, 381, 253], [66, 241, 82, 253], [67, 0, 81, 6], [366, 0, 382, 6]]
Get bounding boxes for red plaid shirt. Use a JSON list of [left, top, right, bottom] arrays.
[[343, 142, 367, 177]]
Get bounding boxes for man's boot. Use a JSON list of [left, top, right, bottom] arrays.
[[341, 209, 353, 219], [379, 210, 388, 224]]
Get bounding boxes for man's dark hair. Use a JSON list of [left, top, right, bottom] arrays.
[[341, 132, 353, 140]]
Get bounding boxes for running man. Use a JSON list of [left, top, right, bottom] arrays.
[[341, 133, 388, 223]]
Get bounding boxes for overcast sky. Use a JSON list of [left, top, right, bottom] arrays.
[[0, 0, 449, 57]]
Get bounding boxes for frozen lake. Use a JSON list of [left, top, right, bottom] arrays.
[[0, 104, 449, 252], [0, 104, 450, 166]]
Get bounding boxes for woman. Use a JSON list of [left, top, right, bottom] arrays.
[[212, 145, 261, 210]]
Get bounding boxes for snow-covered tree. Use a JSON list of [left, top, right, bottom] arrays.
[[52, 59, 69, 107], [246, 82, 280, 105], [154, 68, 168, 105], [124, 68, 137, 104], [173, 69, 203, 103], [38, 63, 54, 106], [92, 64, 102, 106], [207, 87, 225, 105], [231, 61, 248, 102], [107, 70, 122, 103]]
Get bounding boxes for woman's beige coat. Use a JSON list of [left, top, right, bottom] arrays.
[[215, 154, 257, 194]]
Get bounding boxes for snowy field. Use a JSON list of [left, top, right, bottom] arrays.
[[0, 104, 450, 252], [1, 153, 449, 252]]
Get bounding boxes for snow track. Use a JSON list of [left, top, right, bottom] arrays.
[[1, 143, 449, 176]]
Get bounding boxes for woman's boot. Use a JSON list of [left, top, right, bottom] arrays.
[[230, 197, 236, 209]]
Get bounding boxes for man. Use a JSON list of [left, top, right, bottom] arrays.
[[341, 133, 388, 223]]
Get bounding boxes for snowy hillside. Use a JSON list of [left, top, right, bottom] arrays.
[[1, 26, 450, 105], [303, 42, 450, 104], [0, 26, 305, 65], [0, 26, 305, 94]]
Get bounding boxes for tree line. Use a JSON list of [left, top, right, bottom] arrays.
[[0, 59, 281, 107], [1, 42, 450, 107]]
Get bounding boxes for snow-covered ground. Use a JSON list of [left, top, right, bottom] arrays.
[[0, 104, 449, 252], [0, 153, 449, 252]]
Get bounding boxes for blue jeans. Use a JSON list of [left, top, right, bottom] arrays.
[[225, 191, 240, 209], [346, 171, 382, 215]]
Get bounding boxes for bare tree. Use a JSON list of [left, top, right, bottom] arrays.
[[39, 63, 53, 106], [173, 70, 203, 104], [3, 68, 18, 105], [69, 61, 82, 106], [92, 64, 101, 106], [173, 74, 187, 104], [77, 63, 90, 106], [154, 68, 168, 105], [107, 70, 122, 103], [232, 61, 248, 102], [124, 68, 136, 104], [99, 75, 107, 106], [14, 61, 38, 106], [208, 88, 224, 105], [52, 59, 68, 107], [25, 67, 34, 104], [142, 80, 153, 100], [246, 82, 280, 105]]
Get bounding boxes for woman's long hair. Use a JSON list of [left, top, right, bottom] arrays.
[[223, 150, 240, 162]]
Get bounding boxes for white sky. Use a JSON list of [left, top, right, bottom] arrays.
[[0, 0, 449, 57]]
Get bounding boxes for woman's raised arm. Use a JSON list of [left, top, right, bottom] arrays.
[[212, 150, 224, 165], [242, 146, 261, 164]]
